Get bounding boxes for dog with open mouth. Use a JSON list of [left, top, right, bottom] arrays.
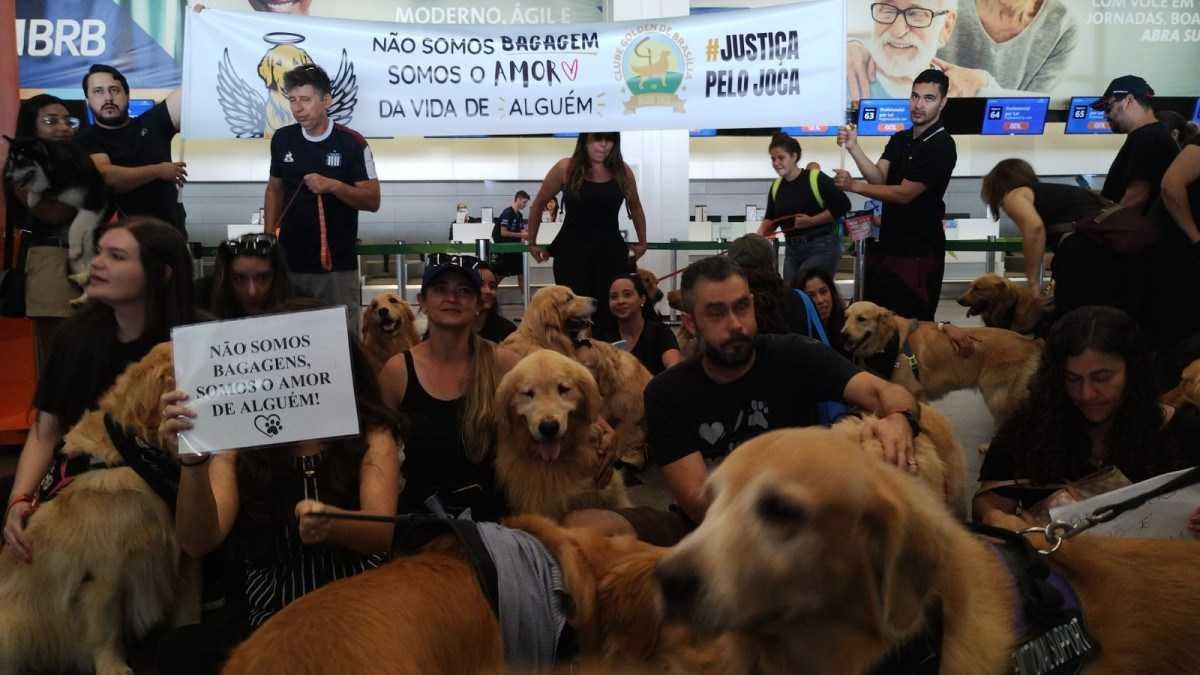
[[957, 274, 1048, 336], [495, 349, 630, 520], [361, 292, 420, 369], [502, 285, 598, 357]]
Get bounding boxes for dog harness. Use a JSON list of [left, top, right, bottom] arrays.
[[391, 516, 577, 668], [858, 320, 921, 383], [32, 415, 179, 512], [871, 524, 1098, 675]]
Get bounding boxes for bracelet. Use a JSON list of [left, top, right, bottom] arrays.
[[6, 494, 34, 515], [890, 409, 921, 438], [180, 454, 212, 467]]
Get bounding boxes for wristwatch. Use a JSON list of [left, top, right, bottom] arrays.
[[893, 409, 920, 437]]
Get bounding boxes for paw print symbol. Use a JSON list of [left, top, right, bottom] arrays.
[[264, 419, 282, 435], [254, 413, 284, 438], [748, 400, 769, 429]]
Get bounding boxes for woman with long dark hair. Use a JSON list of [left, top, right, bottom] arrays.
[[973, 306, 1200, 531], [980, 158, 1110, 304], [198, 232, 295, 319], [4, 216, 195, 562], [797, 267, 846, 353], [527, 132, 648, 325], [157, 308, 400, 669], [593, 272, 681, 375]]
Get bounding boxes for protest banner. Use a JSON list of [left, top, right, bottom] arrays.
[[181, 1, 847, 138], [171, 306, 359, 455]]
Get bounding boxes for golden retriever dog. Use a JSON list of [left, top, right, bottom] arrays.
[[362, 292, 420, 368], [503, 285, 598, 357], [658, 427, 1200, 675], [1161, 358, 1200, 409], [573, 339, 653, 468], [0, 343, 199, 675], [842, 301, 1041, 425], [636, 267, 664, 308], [666, 288, 698, 359], [957, 274, 1047, 335], [831, 403, 967, 513], [496, 350, 630, 520], [223, 515, 739, 675], [257, 43, 314, 137]]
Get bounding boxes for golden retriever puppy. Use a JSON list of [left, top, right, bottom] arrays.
[[1161, 358, 1200, 409], [573, 340, 653, 468], [0, 343, 199, 675], [831, 403, 967, 513], [503, 285, 598, 357], [842, 301, 1041, 425], [496, 350, 630, 520], [658, 427, 1200, 675], [362, 292, 420, 369], [224, 515, 739, 675], [957, 274, 1046, 335]]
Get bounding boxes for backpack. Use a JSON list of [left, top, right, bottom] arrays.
[[794, 289, 851, 426], [771, 169, 839, 237]]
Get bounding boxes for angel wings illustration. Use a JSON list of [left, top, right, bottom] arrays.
[[216, 43, 358, 139]]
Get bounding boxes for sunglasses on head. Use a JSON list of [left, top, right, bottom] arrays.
[[426, 253, 481, 270], [219, 233, 278, 258]]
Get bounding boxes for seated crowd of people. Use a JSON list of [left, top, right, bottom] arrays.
[[3, 63, 1200, 673]]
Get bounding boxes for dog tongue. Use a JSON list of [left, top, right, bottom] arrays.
[[537, 440, 562, 463]]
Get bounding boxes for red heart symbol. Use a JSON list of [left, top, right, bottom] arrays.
[[561, 59, 579, 81]]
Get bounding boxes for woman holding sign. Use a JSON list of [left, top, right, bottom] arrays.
[[156, 309, 401, 665], [527, 132, 648, 328], [3, 217, 195, 564], [972, 306, 1200, 534]]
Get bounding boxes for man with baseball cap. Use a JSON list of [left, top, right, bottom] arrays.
[[1091, 75, 1178, 213]]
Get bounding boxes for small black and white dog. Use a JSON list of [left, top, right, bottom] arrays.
[[4, 137, 111, 304]]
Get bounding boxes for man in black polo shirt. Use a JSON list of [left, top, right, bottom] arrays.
[[264, 64, 380, 331], [1092, 75, 1178, 214], [835, 68, 957, 321], [76, 64, 187, 233], [492, 189, 530, 292]]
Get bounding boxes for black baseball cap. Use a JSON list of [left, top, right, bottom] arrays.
[[1090, 75, 1154, 109], [421, 253, 483, 293]]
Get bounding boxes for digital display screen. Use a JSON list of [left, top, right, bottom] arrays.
[[780, 124, 838, 137], [980, 97, 1049, 135], [85, 98, 155, 125], [1192, 97, 1200, 123], [856, 99, 911, 136], [1064, 97, 1112, 134], [689, 128, 717, 137]]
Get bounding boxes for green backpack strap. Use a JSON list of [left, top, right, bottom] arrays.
[[808, 169, 825, 210], [770, 177, 782, 202]]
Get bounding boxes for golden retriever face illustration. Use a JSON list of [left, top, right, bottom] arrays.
[[257, 44, 315, 136]]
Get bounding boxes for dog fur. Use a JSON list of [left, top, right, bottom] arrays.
[[665, 289, 698, 359], [4, 136, 111, 305], [503, 285, 598, 357], [636, 267, 664, 313], [0, 343, 199, 675], [223, 515, 739, 674], [842, 301, 1041, 425], [361, 292, 420, 369], [658, 426, 1200, 675], [957, 274, 1046, 335], [1161, 359, 1200, 409], [495, 350, 630, 520]]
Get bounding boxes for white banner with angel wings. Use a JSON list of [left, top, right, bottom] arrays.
[[182, 3, 846, 138]]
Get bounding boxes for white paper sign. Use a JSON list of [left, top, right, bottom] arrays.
[[1049, 467, 1200, 540], [182, 2, 847, 138], [171, 307, 360, 455]]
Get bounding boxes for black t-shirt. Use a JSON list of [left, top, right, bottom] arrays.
[[76, 101, 179, 228], [269, 123, 375, 273], [478, 310, 517, 343], [879, 122, 957, 256], [594, 320, 680, 376], [645, 333, 860, 466], [35, 329, 157, 430], [492, 206, 525, 243], [765, 169, 852, 237], [1101, 122, 1178, 212]]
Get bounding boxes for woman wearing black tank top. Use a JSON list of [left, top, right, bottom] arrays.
[[378, 254, 520, 520], [527, 133, 648, 326], [978, 158, 1148, 323]]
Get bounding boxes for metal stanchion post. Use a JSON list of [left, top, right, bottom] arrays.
[[522, 246, 531, 311], [669, 238, 679, 322], [395, 240, 406, 302], [853, 239, 866, 301], [985, 235, 997, 275], [1036, 257, 1045, 289], [475, 238, 490, 263]]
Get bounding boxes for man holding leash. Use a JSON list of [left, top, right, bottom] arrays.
[[264, 64, 380, 332], [835, 68, 957, 321]]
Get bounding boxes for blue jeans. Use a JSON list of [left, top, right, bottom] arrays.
[[782, 231, 841, 286]]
